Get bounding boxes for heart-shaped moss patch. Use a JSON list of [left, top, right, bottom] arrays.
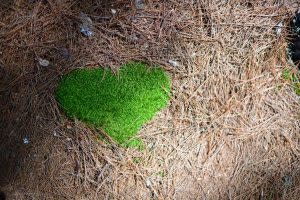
[[56, 62, 171, 148]]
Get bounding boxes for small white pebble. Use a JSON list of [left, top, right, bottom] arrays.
[[275, 21, 283, 36], [53, 131, 58, 137], [191, 52, 197, 57], [129, 33, 139, 41], [142, 43, 149, 49], [66, 138, 72, 142], [111, 9, 117, 15], [147, 142, 155, 149], [146, 179, 152, 188], [23, 137, 29, 144], [168, 59, 179, 67], [38, 58, 50, 67]]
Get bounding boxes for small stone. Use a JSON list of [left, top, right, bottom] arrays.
[[53, 131, 58, 137], [275, 21, 283, 36], [191, 52, 197, 57], [129, 33, 139, 42], [142, 43, 149, 49], [168, 59, 179, 67], [79, 13, 93, 37], [146, 178, 152, 188], [38, 58, 50, 67], [23, 137, 29, 144], [111, 9, 117, 15], [135, 0, 145, 9], [80, 27, 93, 37]]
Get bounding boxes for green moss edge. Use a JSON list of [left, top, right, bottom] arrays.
[[282, 68, 300, 95]]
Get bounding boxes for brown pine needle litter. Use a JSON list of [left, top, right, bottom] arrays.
[[1, 0, 300, 199]]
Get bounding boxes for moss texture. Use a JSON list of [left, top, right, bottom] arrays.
[[282, 69, 300, 95], [56, 62, 171, 147]]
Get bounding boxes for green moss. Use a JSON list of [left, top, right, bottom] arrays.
[[56, 62, 171, 148], [282, 69, 300, 95], [282, 69, 298, 82]]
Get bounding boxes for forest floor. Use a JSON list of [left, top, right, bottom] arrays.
[[1, 0, 300, 199]]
